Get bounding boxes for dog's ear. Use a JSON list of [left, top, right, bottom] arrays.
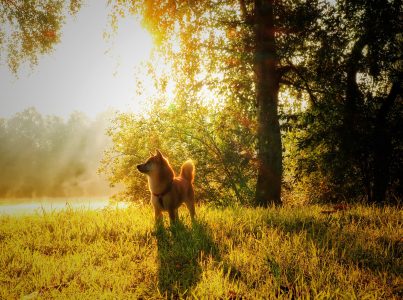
[[149, 151, 154, 157], [156, 149, 163, 159]]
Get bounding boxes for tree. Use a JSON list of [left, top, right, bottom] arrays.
[[0, 0, 82, 73], [0, 108, 112, 197], [100, 97, 257, 204], [292, 0, 402, 203], [109, 0, 326, 206]]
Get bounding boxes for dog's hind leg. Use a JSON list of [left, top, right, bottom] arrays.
[[185, 196, 196, 220]]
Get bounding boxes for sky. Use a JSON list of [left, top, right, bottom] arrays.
[[0, 0, 154, 119]]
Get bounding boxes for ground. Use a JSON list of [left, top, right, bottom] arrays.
[[0, 203, 401, 299]]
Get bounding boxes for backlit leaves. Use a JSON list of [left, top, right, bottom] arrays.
[[0, 0, 83, 74]]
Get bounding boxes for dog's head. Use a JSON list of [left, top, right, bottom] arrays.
[[136, 149, 164, 175]]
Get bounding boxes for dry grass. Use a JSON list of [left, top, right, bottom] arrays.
[[0, 203, 402, 299]]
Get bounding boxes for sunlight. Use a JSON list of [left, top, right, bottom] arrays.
[[0, 1, 400, 297], [0, 0, 157, 118], [103, 11, 156, 115], [279, 87, 309, 115]]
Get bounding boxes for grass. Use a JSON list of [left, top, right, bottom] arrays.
[[0, 203, 402, 299]]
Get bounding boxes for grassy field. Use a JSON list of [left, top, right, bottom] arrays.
[[0, 204, 401, 299]]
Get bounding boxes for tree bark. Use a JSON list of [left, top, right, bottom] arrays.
[[343, 35, 370, 200], [344, 36, 366, 149], [372, 82, 400, 203], [253, 0, 282, 206]]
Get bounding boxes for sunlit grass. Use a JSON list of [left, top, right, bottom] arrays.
[[0, 204, 401, 299]]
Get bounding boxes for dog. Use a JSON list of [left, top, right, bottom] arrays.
[[137, 150, 195, 222]]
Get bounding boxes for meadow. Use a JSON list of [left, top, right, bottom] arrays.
[[0, 203, 401, 299]]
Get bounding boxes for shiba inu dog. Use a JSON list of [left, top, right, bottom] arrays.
[[137, 150, 195, 222]]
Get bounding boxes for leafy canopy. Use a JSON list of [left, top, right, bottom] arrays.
[[0, 0, 82, 73]]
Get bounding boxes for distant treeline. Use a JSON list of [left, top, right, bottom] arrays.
[[0, 107, 112, 198]]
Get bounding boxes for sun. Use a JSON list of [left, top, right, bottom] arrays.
[[0, 1, 159, 119]]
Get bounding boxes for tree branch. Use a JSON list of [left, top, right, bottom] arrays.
[[378, 81, 401, 120], [239, 0, 248, 19], [239, 0, 254, 25], [278, 62, 319, 107], [277, 65, 294, 78]]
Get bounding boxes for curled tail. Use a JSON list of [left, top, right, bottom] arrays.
[[180, 160, 195, 183]]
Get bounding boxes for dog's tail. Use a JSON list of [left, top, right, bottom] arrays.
[[180, 160, 195, 183]]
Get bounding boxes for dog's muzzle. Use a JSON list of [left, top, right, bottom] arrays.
[[137, 164, 148, 173]]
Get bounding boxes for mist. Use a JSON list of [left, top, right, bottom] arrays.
[[0, 107, 114, 198]]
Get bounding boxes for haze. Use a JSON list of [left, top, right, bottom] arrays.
[[0, 0, 153, 118]]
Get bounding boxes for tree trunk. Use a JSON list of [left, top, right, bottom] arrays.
[[253, 0, 282, 206], [343, 36, 366, 151], [343, 36, 368, 199], [372, 82, 400, 203]]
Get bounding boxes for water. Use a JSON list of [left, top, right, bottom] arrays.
[[0, 197, 128, 215]]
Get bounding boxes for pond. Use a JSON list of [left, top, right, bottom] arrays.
[[0, 197, 128, 215]]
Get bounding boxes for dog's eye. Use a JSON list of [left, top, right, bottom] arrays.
[[146, 162, 154, 170]]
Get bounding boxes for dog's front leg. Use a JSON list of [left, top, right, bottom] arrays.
[[168, 208, 177, 223], [153, 205, 163, 222]]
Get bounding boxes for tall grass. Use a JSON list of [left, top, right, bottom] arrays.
[[0, 204, 401, 299]]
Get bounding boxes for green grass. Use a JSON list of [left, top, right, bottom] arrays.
[[0, 204, 402, 299]]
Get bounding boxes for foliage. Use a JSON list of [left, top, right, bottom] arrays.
[[0, 204, 401, 298], [100, 99, 257, 205], [287, 0, 402, 203], [1, 0, 400, 205], [104, 0, 330, 205], [0, 0, 82, 73], [0, 108, 112, 197]]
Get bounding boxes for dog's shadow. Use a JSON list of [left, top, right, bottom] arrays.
[[155, 218, 219, 298]]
